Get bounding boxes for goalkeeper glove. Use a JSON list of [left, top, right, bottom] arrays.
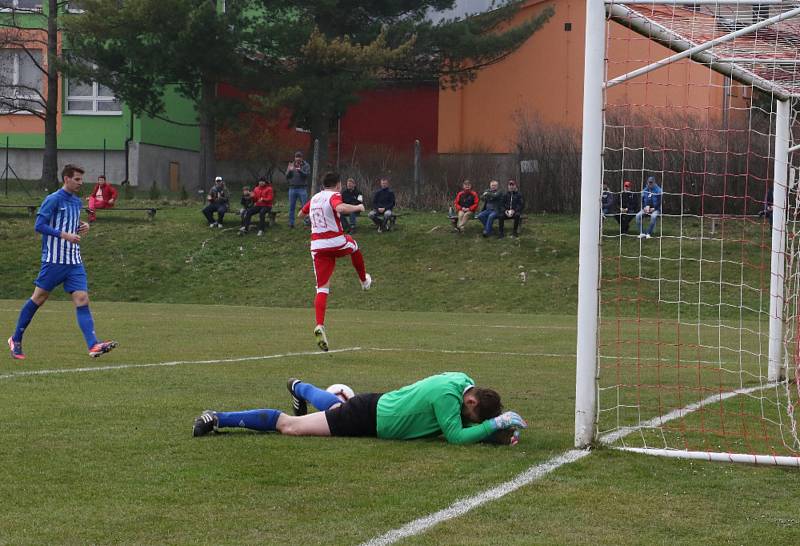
[[490, 411, 528, 431]]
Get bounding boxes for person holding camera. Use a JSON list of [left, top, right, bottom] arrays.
[[476, 179, 504, 237], [202, 176, 230, 228], [239, 177, 274, 236], [286, 151, 311, 228]]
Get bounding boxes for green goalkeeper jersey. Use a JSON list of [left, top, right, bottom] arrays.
[[376, 372, 494, 444]]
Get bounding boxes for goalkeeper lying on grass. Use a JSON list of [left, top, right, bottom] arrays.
[[192, 372, 526, 446]]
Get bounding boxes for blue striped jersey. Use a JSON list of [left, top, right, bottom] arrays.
[[38, 189, 83, 265]]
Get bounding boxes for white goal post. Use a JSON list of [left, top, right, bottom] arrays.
[[575, 0, 800, 464]]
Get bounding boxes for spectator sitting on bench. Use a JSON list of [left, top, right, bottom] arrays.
[[239, 177, 273, 236], [86, 175, 118, 223], [601, 183, 616, 216], [618, 180, 638, 234], [477, 180, 503, 238], [202, 176, 230, 228], [239, 185, 254, 217], [368, 177, 396, 232], [341, 177, 363, 233], [453, 179, 479, 233], [635, 176, 662, 239], [761, 185, 774, 227], [498, 179, 524, 238]]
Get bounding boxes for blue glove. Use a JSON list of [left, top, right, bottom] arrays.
[[490, 411, 528, 431]]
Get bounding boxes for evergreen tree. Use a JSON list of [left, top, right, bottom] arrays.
[[64, 0, 272, 189], [259, 0, 554, 172]]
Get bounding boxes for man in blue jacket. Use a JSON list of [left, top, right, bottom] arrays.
[[368, 177, 396, 232], [636, 176, 662, 239]]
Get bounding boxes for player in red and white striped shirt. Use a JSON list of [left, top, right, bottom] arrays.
[[299, 172, 372, 351]]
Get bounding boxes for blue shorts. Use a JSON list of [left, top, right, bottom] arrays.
[[34, 263, 89, 293]]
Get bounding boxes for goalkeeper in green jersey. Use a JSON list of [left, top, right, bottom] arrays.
[[192, 372, 527, 446]]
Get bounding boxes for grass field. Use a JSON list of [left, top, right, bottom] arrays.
[[1, 301, 799, 545], [2, 193, 800, 544]]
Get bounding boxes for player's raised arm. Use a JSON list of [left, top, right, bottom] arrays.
[[298, 199, 311, 219], [335, 202, 365, 215]]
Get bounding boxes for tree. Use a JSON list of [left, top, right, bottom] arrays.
[[0, 0, 63, 187], [257, 0, 554, 172], [65, 0, 273, 189]]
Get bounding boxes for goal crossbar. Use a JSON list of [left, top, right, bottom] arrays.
[[606, 0, 785, 4], [606, 3, 800, 99]]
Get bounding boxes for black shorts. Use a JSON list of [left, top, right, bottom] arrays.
[[325, 393, 382, 437]]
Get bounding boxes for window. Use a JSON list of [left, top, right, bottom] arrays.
[[0, 49, 44, 113], [66, 0, 85, 13], [0, 0, 42, 10], [66, 78, 122, 115]]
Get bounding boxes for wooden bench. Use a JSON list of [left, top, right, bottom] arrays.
[[92, 207, 159, 220], [703, 213, 762, 236], [0, 204, 38, 216], [239, 209, 281, 229], [370, 212, 400, 231], [448, 211, 525, 233]]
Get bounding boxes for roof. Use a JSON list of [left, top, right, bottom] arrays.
[[608, 3, 800, 98]]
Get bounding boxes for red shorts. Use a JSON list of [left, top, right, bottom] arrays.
[[311, 235, 358, 288]]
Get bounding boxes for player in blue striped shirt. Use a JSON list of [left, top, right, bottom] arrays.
[[8, 164, 118, 361]]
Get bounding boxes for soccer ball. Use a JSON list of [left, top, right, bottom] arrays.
[[326, 383, 355, 402]]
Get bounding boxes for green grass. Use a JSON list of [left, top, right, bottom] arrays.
[[2, 192, 798, 544], [0, 192, 579, 314], [1, 302, 798, 545]]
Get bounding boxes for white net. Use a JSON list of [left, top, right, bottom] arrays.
[[594, 2, 800, 459]]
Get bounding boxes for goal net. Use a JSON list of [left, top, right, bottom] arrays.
[[576, 1, 800, 464]]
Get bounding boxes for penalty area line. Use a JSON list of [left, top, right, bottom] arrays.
[[366, 347, 575, 359], [0, 347, 361, 381], [361, 380, 779, 545], [360, 449, 590, 546]]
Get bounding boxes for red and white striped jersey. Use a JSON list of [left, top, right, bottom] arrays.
[[301, 189, 347, 251]]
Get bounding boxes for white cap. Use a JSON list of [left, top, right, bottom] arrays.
[[214, 176, 223, 182]]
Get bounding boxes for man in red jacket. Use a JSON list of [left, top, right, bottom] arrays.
[[239, 177, 274, 236], [453, 179, 479, 233], [86, 175, 118, 223]]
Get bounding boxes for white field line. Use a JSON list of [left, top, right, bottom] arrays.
[[0, 307, 576, 330], [367, 347, 574, 359], [360, 449, 591, 546], [360, 380, 779, 546], [598, 382, 777, 445], [0, 347, 361, 381]]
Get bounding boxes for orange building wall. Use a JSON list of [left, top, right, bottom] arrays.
[[0, 29, 62, 135], [438, 0, 747, 153]]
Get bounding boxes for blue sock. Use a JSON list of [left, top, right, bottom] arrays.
[[13, 299, 40, 342], [217, 409, 282, 431], [295, 381, 341, 411], [75, 305, 99, 349]]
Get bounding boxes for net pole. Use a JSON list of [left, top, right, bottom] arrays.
[[575, 0, 606, 449], [769, 98, 790, 382]]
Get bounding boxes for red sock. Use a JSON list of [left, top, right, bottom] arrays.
[[315, 290, 329, 326], [350, 250, 367, 282]]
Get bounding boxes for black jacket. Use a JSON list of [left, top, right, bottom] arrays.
[[620, 190, 639, 212], [502, 191, 525, 214], [481, 188, 504, 211], [341, 187, 362, 206], [372, 187, 396, 210]]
